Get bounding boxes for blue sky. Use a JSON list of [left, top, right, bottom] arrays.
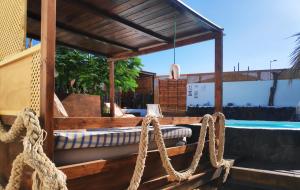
[[140, 0, 300, 75]]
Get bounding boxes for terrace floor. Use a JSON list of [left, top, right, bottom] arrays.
[[227, 159, 300, 190], [235, 160, 300, 177]]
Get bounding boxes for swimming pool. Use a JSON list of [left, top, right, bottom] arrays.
[[226, 120, 300, 129]]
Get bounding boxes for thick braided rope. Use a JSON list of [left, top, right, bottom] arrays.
[[127, 116, 151, 190], [128, 113, 230, 190], [154, 113, 230, 182], [210, 112, 226, 168], [0, 108, 67, 190], [153, 114, 211, 181], [211, 112, 230, 182]]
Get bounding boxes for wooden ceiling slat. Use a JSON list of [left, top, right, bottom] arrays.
[[120, 1, 168, 21], [88, 20, 116, 33], [111, 32, 217, 60], [100, 30, 142, 43], [85, 0, 144, 14], [133, 7, 175, 25], [93, 22, 130, 37], [138, 15, 179, 34], [113, 30, 138, 40], [118, 0, 161, 18], [146, 15, 191, 33], [113, 0, 148, 15], [27, 18, 123, 56], [167, 0, 221, 31], [87, 3, 181, 45], [89, 0, 129, 12], [58, 1, 120, 37], [63, 0, 171, 43], [111, 0, 145, 13], [27, 0, 222, 58], [28, 11, 137, 51], [118, 37, 155, 48], [157, 21, 199, 37]]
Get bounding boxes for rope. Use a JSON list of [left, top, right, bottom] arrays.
[[127, 113, 230, 190], [0, 108, 67, 190], [127, 117, 151, 190], [0, 109, 229, 190]]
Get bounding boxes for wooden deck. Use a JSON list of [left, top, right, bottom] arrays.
[[229, 160, 300, 190], [235, 160, 300, 177]]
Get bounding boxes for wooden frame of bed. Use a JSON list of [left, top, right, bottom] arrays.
[[0, 0, 225, 189]]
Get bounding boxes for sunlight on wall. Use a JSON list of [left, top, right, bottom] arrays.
[[187, 79, 300, 107]]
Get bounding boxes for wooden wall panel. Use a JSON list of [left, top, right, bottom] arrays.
[[136, 76, 154, 94], [60, 143, 214, 190], [0, 45, 41, 116], [61, 94, 101, 117], [158, 79, 187, 115]]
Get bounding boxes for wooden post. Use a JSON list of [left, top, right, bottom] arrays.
[[40, 0, 56, 159], [109, 61, 115, 117], [215, 32, 223, 112]]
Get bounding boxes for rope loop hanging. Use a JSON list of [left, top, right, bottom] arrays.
[[0, 109, 229, 190], [128, 113, 230, 190], [0, 108, 67, 190]]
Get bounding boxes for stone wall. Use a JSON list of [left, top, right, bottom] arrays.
[[224, 127, 300, 164], [187, 106, 298, 121]]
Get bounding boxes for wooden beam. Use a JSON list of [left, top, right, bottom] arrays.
[[109, 61, 115, 117], [160, 159, 234, 190], [65, 0, 171, 43], [53, 117, 203, 130], [230, 166, 300, 190], [40, 0, 56, 159], [110, 32, 217, 61], [59, 143, 198, 180], [27, 32, 109, 57], [214, 32, 223, 112], [27, 11, 137, 51]]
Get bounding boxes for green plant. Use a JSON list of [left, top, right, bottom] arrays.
[[55, 46, 142, 97], [289, 33, 300, 79]]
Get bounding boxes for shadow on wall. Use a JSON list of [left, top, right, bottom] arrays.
[[187, 106, 298, 121]]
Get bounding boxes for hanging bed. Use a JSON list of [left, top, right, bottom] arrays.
[[54, 125, 192, 165]]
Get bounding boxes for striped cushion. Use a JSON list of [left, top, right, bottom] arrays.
[[54, 125, 192, 150]]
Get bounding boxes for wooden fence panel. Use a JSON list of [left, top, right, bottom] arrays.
[[158, 79, 187, 115]]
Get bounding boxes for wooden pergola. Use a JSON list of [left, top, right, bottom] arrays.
[[0, 1, 227, 189], [27, 0, 224, 157]]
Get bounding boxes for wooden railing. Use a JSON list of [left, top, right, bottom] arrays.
[[53, 117, 203, 130]]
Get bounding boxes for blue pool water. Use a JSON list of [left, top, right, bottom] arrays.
[[226, 120, 300, 129]]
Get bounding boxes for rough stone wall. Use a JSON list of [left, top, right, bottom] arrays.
[[224, 128, 300, 164], [187, 106, 297, 121]]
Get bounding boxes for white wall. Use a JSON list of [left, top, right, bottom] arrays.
[[187, 79, 300, 107]]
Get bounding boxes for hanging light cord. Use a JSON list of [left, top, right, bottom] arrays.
[[173, 15, 177, 65]]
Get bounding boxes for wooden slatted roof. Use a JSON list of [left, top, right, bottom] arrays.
[[27, 0, 223, 59]]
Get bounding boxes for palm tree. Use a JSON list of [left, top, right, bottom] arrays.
[[289, 33, 300, 78]]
